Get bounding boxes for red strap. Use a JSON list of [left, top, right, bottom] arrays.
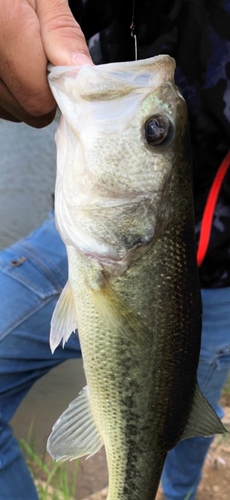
[[197, 150, 230, 267]]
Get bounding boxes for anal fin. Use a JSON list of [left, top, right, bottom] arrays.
[[47, 386, 103, 461], [181, 383, 228, 441], [50, 280, 77, 353]]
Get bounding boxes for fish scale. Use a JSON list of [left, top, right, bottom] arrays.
[[47, 55, 227, 500]]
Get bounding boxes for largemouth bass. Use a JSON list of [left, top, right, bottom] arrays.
[[47, 56, 226, 500]]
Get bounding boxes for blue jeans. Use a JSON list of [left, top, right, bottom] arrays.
[[0, 214, 81, 500], [0, 216, 229, 500]]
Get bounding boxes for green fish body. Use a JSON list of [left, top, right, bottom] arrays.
[[47, 56, 226, 500]]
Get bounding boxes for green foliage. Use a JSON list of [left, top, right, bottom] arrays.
[[183, 491, 194, 500], [19, 422, 78, 500]]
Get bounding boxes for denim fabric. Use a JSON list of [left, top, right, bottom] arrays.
[[0, 215, 81, 500], [162, 287, 230, 500], [0, 216, 229, 500]]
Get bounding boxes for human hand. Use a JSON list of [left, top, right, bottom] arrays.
[[0, 0, 93, 128]]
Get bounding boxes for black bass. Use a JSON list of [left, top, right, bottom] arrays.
[[47, 56, 226, 500]]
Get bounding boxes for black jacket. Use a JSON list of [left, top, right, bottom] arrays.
[[69, 0, 230, 288]]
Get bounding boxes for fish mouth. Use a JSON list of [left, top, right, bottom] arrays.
[[48, 55, 176, 102]]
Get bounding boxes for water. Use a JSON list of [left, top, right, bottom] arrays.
[[0, 117, 58, 250]]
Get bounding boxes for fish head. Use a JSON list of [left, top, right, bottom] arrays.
[[48, 56, 190, 268]]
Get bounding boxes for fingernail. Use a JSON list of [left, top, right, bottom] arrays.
[[72, 53, 94, 66]]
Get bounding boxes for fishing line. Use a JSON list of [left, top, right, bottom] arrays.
[[130, 0, 138, 60]]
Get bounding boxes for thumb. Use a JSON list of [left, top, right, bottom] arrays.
[[37, 0, 93, 66]]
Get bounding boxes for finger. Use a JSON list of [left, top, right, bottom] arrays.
[[37, 0, 93, 66], [0, 79, 56, 128], [0, 0, 56, 117]]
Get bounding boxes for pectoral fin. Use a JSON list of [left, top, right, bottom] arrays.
[[47, 386, 103, 461], [50, 281, 77, 353], [181, 384, 227, 440], [90, 281, 151, 347]]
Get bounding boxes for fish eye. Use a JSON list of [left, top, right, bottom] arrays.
[[144, 115, 173, 146]]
